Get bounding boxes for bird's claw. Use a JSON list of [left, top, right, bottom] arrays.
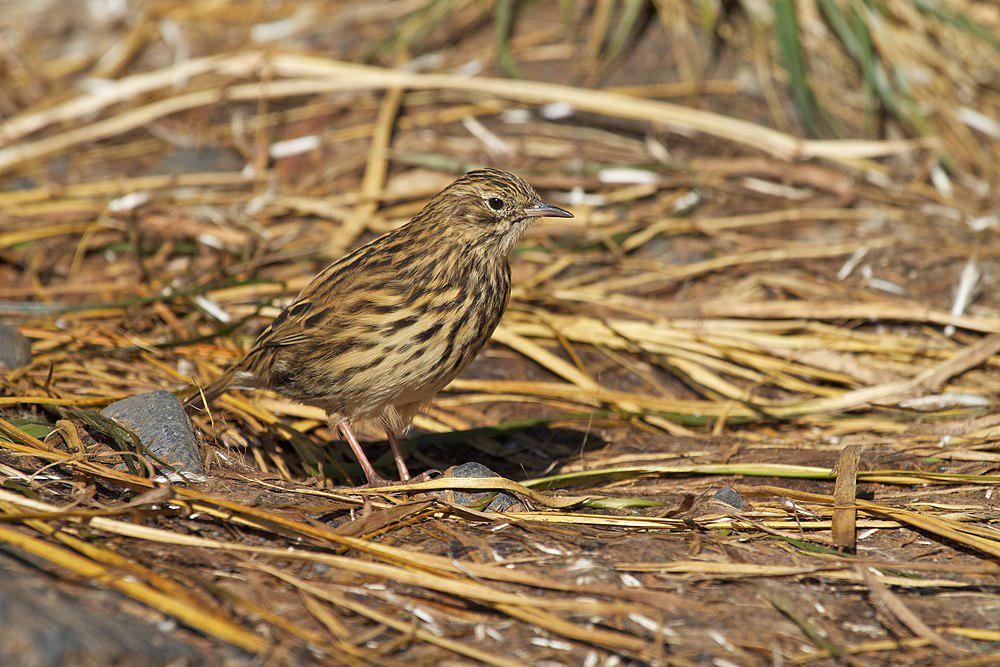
[[360, 468, 441, 488]]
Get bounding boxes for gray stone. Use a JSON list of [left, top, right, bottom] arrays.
[[101, 390, 206, 482], [0, 558, 198, 666], [436, 462, 519, 512], [0, 322, 32, 371], [712, 486, 748, 510], [147, 145, 244, 175]]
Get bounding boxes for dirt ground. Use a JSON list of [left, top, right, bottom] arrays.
[[0, 1, 997, 665]]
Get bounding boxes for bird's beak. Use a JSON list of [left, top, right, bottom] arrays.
[[523, 201, 574, 219]]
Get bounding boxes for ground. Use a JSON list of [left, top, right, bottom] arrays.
[[0, 1, 997, 665]]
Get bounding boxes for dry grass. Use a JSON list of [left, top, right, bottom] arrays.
[[0, 1, 997, 664]]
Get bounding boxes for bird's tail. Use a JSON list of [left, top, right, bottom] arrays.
[[180, 364, 244, 408]]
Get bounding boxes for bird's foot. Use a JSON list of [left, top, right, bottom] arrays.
[[360, 468, 441, 488], [407, 468, 442, 484]]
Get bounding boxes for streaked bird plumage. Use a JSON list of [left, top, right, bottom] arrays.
[[190, 168, 572, 485]]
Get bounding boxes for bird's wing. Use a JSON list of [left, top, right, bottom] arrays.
[[242, 232, 395, 367]]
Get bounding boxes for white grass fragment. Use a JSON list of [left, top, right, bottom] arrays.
[[967, 214, 997, 232], [461, 117, 512, 156], [532, 542, 565, 557], [107, 191, 151, 213], [561, 186, 606, 206], [87, 0, 127, 22], [865, 169, 893, 188], [867, 277, 906, 295], [955, 107, 1000, 139], [858, 528, 879, 540], [404, 53, 444, 72], [741, 177, 811, 200], [628, 613, 677, 637], [598, 167, 660, 185], [411, 607, 442, 636], [619, 573, 643, 588], [198, 233, 225, 250], [930, 162, 953, 199], [245, 194, 269, 215], [672, 190, 702, 211], [77, 77, 118, 94], [251, 7, 316, 43], [530, 637, 573, 650], [944, 256, 980, 336], [269, 135, 320, 159], [898, 393, 990, 411], [540, 102, 574, 119], [837, 247, 869, 280], [709, 630, 737, 652], [502, 108, 532, 124], [159, 19, 190, 76], [453, 59, 483, 77], [645, 135, 671, 163], [194, 295, 232, 323]]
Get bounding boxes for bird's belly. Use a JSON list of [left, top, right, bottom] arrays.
[[335, 311, 497, 416]]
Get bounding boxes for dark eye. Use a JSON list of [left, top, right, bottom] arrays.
[[487, 197, 504, 211]]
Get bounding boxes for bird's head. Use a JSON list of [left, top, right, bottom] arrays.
[[417, 168, 573, 253]]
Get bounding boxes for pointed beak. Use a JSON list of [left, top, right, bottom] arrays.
[[523, 201, 574, 219]]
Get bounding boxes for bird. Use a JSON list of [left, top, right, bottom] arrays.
[[187, 168, 572, 486]]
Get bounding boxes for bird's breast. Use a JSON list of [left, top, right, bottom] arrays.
[[275, 260, 511, 417]]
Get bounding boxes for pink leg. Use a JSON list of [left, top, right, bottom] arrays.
[[337, 421, 391, 486], [386, 430, 411, 481]]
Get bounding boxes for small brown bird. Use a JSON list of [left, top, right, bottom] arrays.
[[191, 169, 572, 486]]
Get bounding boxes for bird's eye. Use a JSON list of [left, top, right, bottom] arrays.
[[487, 197, 504, 211]]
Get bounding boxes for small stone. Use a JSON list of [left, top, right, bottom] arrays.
[[712, 486, 748, 510], [101, 390, 206, 482], [433, 462, 519, 512], [0, 322, 32, 371], [146, 145, 244, 175], [0, 562, 198, 666]]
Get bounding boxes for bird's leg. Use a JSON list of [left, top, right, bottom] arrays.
[[385, 430, 411, 481], [386, 430, 442, 483], [337, 420, 393, 487]]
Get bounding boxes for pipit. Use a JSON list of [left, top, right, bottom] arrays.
[[190, 169, 572, 486]]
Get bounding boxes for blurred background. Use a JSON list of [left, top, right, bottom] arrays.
[[0, 1, 997, 665]]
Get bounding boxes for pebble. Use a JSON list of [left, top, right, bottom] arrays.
[[0, 322, 32, 371], [434, 461, 519, 512], [712, 486, 748, 510], [101, 390, 206, 482]]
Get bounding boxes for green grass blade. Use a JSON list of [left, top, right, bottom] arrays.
[[773, 0, 827, 137], [495, 0, 521, 77], [914, 0, 1000, 51]]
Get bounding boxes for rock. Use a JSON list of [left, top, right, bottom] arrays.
[[0, 558, 198, 666], [712, 486, 748, 510], [101, 390, 206, 482], [147, 145, 244, 175], [0, 322, 32, 371], [434, 462, 519, 512]]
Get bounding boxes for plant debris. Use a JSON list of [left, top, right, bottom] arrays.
[[0, 1, 997, 664]]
